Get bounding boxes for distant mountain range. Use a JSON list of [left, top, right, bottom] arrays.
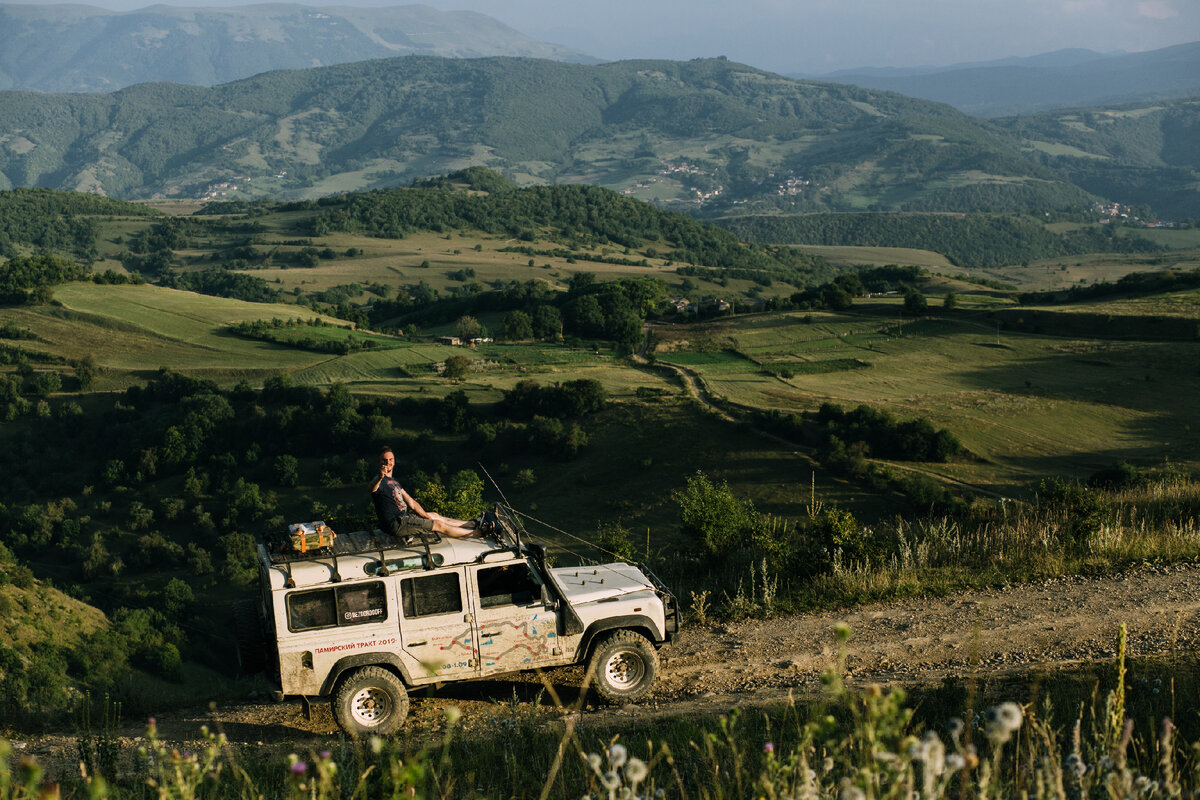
[[802, 42, 1200, 117], [0, 56, 1196, 217], [0, 3, 599, 93]]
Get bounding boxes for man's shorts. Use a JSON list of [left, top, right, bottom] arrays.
[[384, 515, 434, 537]]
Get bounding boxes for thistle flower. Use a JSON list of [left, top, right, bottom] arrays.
[[1065, 753, 1087, 778], [763, 741, 774, 754], [289, 760, 307, 775], [984, 702, 1023, 744], [600, 770, 621, 792], [947, 717, 964, 741]]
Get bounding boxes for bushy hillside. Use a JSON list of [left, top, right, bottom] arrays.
[[723, 211, 1165, 268], [997, 98, 1200, 219], [0, 188, 160, 261], [0, 3, 597, 93], [0, 56, 1094, 213]]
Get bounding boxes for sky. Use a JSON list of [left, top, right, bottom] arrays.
[[17, 0, 1200, 73]]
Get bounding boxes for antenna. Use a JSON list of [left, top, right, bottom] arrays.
[[478, 462, 512, 508], [478, 462, 521, 550]]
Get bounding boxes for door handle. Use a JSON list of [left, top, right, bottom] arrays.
[[409, 640, 427, 647], [482, 631, 499, 638]]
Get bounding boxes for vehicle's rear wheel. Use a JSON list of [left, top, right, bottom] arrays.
[[232, 599, 267, 675], [588, 630, 659, 705], [333, 667, 409, 735]]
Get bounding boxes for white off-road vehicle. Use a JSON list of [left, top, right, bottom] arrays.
[[233, 508, 679, 735]]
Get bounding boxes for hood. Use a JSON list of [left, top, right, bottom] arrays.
[[550, 563, 655, 604]]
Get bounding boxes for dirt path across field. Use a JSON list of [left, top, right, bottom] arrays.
[[11, 560, 1200, 778]]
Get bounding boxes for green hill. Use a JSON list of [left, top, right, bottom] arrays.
[[0, 56, 1096, 213], [996, 97, 1200, 219]]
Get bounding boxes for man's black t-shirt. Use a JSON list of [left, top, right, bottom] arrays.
[[372, 476, 408, 526]]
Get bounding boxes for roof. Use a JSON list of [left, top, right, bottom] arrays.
[[259, 529, 519, 591]]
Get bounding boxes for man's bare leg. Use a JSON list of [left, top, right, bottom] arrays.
[[431, 519, 478, 538]]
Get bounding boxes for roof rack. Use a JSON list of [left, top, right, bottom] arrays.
[[263, 506, 531, 588], [264, 526, 446, 587]]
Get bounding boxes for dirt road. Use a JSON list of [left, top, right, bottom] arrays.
[[12, 561, 1200, 772]]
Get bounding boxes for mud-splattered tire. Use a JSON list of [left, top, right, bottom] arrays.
[[232, 599, 267, 675], [587, 630, 659, 705], [333, 667, 409, 736]]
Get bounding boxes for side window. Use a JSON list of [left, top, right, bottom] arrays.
[[288, 588, 335, 631], [288, 582, 387, 631], [401, 572, 463, 618], [337, 582, 387, 626], [477, 564, 541, 609]]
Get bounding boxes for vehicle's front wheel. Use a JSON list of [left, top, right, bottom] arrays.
[[333, 667, 409, 735], [588, 630, 659, 705]]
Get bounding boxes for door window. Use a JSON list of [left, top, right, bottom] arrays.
[[401, 572, 463, 618], [476, 564, 541, 608]]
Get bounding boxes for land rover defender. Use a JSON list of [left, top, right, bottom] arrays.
[[233, 508, 679, 735]]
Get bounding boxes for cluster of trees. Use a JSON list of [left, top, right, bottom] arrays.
[[498, 379, 606, 420], [310, 171, 799, 272], [230, 318, 381, 355], [0, 189, 156, 262], [0, 254, 88, 304], [787, 265, 926, 311], [158, 268, 281, 302], [725, 212, 1163, 268], [809, 402, 963, 463], [1019, 267, 1200, 305]]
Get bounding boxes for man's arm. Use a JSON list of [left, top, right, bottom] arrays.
[[400, 489, 429, 519]]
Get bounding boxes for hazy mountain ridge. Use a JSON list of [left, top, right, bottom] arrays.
[[807, 42, 1200, 117], [0, 2, 599, 93], [0, 55, 1105, 213]]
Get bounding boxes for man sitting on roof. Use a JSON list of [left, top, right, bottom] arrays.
[[369, 446, 478, 539]]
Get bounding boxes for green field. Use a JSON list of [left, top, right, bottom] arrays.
[[789, 244, 954, 268], [652, 305, 1200, 496]]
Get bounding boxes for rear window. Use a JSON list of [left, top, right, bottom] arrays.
[[401, 572, 463, 618], [287, 582, 387, 632]]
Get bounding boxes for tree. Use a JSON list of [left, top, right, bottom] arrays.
[[943, 292, 958, 310], [275, 454, 300, 487], [532, 305, 562, 341], [501, 310, 533, 341], [674, 471, 756, 556], [443, 354, 472, 381], [903, 287, 928, 314], [455, 315, 483, 341]]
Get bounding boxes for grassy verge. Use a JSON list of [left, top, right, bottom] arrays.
[[652, 474, 1200, 621], [16, 629, 1200, 799]]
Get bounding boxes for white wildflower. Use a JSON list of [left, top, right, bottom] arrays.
[[600, 770, 621, 792], [625, 758, 648, 785], [947, 717, 964, 741], [839, 784, 866, 800], [587, 753, 603, 773], [823, 756, 835, 774], [369, 736, 383, 755], [1065, 753, 1087, 778], [944, 753, 965, 773], [609, 743, 628, 769], [921, 731, 946, 775]]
